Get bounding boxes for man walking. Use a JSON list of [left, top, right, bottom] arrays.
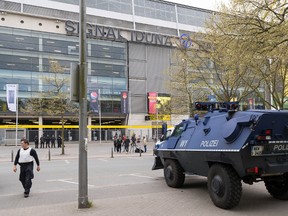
[[13, 138, 40, 198]]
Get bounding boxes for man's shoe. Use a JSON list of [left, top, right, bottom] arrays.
[[24, 191, 29, 198]]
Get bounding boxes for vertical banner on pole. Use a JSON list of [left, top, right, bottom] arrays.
[[89, 91, 99, 113], [148, 92, 157, 114], [6, 84, 18, 112], [6, 84, 19, 146], [121, 91, 128, 114], [248, 98, 255, 109]]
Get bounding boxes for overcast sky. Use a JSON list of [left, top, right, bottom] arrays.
[[165, 0, 231, 11]]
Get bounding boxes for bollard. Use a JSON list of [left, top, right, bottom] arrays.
[[48, 149, 51, 161], [11, 150, 14, 162], [111, 147, 114, 158], [140, 147, 142, 157]]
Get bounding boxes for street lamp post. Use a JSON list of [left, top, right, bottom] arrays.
[[78, 0, 89, 208], [264, 58, 273, 110], [268, 58, 274, 109]]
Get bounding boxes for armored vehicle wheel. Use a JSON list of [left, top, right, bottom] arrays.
[[264, 174, 288, 200], [208, 164, 242, 209], [164, 159, 185, 188]]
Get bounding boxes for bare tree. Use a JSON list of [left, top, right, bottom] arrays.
[[22, 60, 78, 154], [167, 47, 209, 117], [44, 60, 78, 154]]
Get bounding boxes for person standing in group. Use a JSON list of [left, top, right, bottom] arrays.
[[57, 135, 62, 148], [113, 134, 117, 152], [34, 136, 39, 149], [13, 138, 40, 198], [130, 134, 136, 152], [40, 135, 45, 148], [143, 136, 147, 153], [124, 136, 130, 153], [45, 135, 50, 148], [116, 137, 122, 153], [122, 135, 127, 152], [51, 135, 56, 148]]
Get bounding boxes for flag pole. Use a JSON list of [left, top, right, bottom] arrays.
[[98, 89, 102, 144], [15, 86, 18, 146]]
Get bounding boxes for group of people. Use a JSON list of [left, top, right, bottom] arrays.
[[113, 133, 147, 153], [34, 135, 62, 148]]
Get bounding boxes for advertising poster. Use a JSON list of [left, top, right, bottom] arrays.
[[6, 84, 18, 112], [148, 92, 157, 114], [89, 91, 99, 113], [121, 91, 129, 114]]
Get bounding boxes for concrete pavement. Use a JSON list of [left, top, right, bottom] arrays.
[[1, 141, 287, 216], [0, 141, 165, 216], [0, 140, 155, 162]]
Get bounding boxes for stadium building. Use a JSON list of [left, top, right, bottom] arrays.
[[0, 0, 213, 142]]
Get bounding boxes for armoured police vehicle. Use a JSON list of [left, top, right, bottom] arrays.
[[152, 102, 288, 209]]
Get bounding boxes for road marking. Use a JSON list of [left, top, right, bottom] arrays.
[[59, 179, 78, 185], [65, 160, 70, 164], [46, 178, 72, 182], [46, 179, 95, 187], [98, 158, 108, 162], [119, 173, 154, 179]]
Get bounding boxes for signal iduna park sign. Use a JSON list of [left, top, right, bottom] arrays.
[[65, 20, 174, 47]]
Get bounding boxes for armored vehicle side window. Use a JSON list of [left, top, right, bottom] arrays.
[[166, 130, 173, 138], [171, 124, 185, 137]]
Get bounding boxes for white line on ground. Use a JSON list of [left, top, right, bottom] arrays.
[[119, 173, 154, 179], [46, 179, 95, 187], [46, 178, 72, 182]]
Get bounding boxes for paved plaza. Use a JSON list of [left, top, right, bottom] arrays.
[[1, 141, 288, 216]]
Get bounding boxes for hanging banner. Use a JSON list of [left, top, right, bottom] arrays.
[[248, 98, 255, 109], [121, 91, 129, 114], [89, 91, 99, 113], [148, 94, 171, 120], [148, 92, 157, 114], [6, 84, 18, 112]]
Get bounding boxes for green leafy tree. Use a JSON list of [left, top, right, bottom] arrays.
[[204, 0, 288, 109], [174, 31, 256, 109]]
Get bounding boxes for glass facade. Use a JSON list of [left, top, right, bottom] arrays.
[[0, 27, 127, 114], [49, 0, 212, 28], [0, 0, 214, 140], [134, 0, 176, 22], [177, 7, 211, 27], [87, 0, 132, 14], [51, 0, 133, 14]]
